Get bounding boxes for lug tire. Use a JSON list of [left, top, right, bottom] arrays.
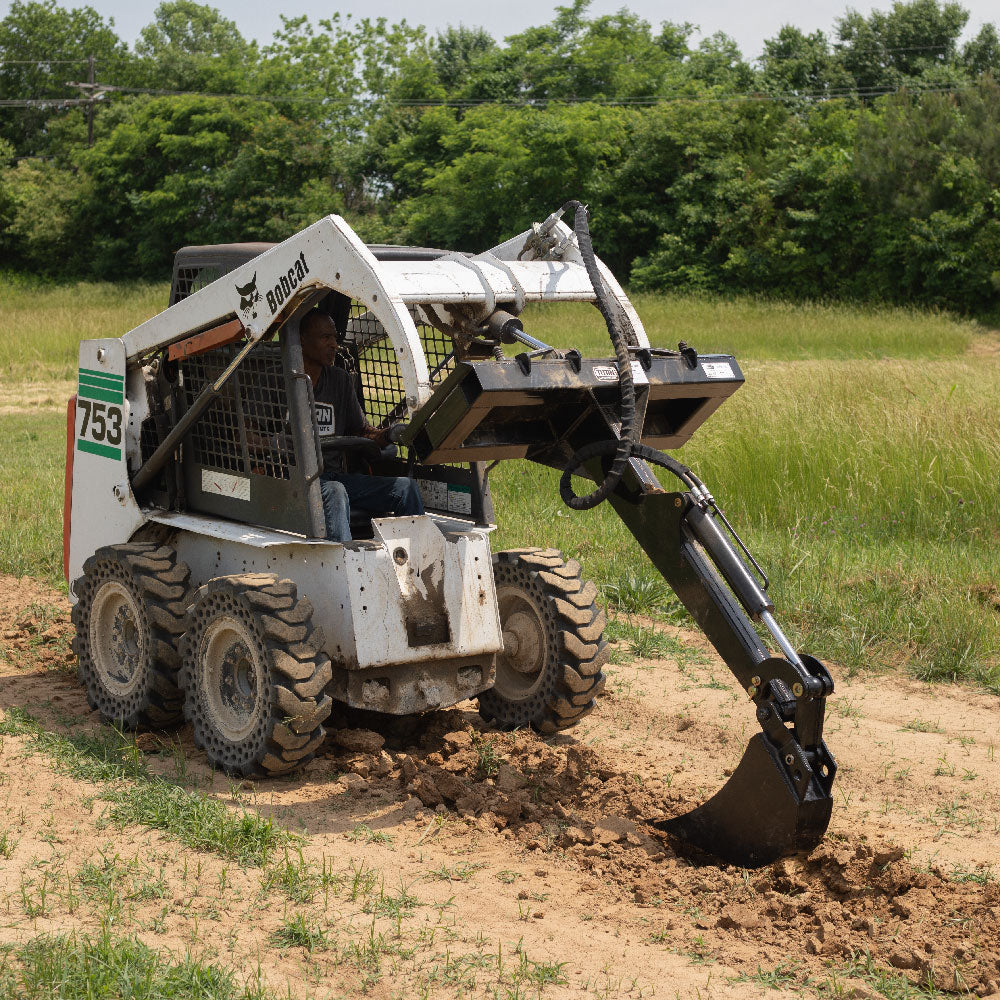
[[478, 548, 607, 733], [71, 543, 191, 729], [179, 574, 332, 778]]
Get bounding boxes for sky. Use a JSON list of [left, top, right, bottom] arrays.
[[3, 0, 997, 61]]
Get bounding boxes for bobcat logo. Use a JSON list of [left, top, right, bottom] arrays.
[[235, 273, 261, 320]]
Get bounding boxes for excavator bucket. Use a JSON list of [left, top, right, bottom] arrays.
[[658, 733, 834, 868]]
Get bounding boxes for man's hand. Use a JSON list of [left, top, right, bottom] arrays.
[[362, 424, 390, 448]]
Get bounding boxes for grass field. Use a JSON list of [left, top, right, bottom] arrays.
[[1, 282, 998, 689]]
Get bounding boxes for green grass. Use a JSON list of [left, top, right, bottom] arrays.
[[1, 281, 997, 686], [0, 928, 269, 999], [492, 355, 1000, 688], [0, 412, 67, 584], [0, 708, 287, 865], [0, 281, 167, 380], [522, 293, 979, 360]]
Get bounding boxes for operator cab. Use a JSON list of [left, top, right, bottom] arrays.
[[138, 244, 493, 541]]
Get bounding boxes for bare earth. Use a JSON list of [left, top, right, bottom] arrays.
[[0, 573, 998, 999]]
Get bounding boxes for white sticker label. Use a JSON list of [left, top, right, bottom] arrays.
[[593, 365, 618, 382], [201, 470, 251, 501], [702, 362, 735, 380], [448, 485, 472, 515], [418, 479, 448, 509]]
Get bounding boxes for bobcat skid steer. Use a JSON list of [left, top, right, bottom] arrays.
[[64, 202, 836, 867]]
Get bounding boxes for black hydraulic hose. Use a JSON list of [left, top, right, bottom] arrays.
[[560, 438, 699, 495], [558, 200, 641, 510]]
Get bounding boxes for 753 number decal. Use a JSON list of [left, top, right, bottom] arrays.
[[78, 399, 123, 446]]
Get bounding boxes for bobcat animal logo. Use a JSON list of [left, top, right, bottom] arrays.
[[235, 273, 261, 320]]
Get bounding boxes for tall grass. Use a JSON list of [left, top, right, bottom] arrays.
[[492, 357, 1000, 686], [523, 293, 978, 359], [0, 281, 996, 685], [0, 412, 66, 583], [0, 281, 167, 380]]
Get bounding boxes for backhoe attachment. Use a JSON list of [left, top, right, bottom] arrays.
[[606, 482, 836, 867]]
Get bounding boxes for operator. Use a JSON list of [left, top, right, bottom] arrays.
[[299, 309, 424, 542]]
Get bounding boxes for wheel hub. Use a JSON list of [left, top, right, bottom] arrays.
[[90, 581, 144, 694], [494, 577, 550, 702], [502, 610, 544, 675], [202, 616, 263, 742]]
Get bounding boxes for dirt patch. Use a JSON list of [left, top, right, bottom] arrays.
[[0, 574, 74, 673], [0, 378, 75, 414], [1, 572, 999, 998]]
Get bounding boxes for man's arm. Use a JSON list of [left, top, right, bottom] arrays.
[[338, 370, 389, 446]]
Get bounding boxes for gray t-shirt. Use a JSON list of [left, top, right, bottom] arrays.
[[313, 366, 367, 472]]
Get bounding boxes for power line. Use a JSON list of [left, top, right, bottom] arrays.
[[0, 58, 95, 66], [3, 78, 987, 112], [0, 96, 100, 107]]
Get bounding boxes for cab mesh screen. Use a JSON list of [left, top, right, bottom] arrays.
[[180, 343, 295, 480], [340, 304, 455, 426]]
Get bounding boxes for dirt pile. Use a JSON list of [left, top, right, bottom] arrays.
[[319, 714, 1000, 995]]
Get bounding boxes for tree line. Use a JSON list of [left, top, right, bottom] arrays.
[[2, 0, 999, 316]]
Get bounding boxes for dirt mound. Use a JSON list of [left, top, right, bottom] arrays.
[[317, 716, 1000, 995]]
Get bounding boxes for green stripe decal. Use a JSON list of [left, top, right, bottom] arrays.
[[78, 439, 121, 460], [78, 385, 124, 404], [78, 373, 124, 391], [79, 367, 124, 384]]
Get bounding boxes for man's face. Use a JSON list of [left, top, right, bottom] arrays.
[[301, 315, 338, 367]]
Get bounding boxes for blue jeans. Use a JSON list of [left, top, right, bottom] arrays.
[[320, 472, 425, 542]]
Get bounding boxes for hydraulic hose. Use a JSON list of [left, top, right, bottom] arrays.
[[558, 200, 641, 510]]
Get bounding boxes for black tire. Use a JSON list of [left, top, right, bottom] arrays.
[[478, 548, 607, 733], [179, 574, 333, 778], [71, 543, 191, 729]]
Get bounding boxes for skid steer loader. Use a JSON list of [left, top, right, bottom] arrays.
[[63, 202, 836, 867]]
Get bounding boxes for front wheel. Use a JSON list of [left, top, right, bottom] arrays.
[[179, 575, 332, 777], [478, 548, 607, 733], [71, 543, 190, 729]]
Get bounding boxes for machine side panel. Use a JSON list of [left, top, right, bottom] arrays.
[[164, 514, 502, 671], [67, 339, 146, 599]]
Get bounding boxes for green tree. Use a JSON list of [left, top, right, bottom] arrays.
[[132, 0, 257, 92], [835, 0, 969, 93], [962, 23, 1000, 77], [1, 157, 89, 272], [0, 0, 130, 155], [383, 102, 638, 252], [759, 26, 854, 98], [73, 95, 342, 277]]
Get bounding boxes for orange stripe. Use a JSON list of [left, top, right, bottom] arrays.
[[167, 319, 245, 361], [63, 395, 76, 584]]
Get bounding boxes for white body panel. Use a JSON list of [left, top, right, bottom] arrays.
[[68, 338, 145, 596], [154, 510, 502, 671]]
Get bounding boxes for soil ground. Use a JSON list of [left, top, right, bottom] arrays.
[[0, 572, 998, 999]]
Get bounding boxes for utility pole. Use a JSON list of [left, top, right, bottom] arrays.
[[67, 58, 112, 147], [87, 54, 95, 146]]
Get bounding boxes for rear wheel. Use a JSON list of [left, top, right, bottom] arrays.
[[179, 575, 332, 777], [71, 543, 190, 729], [478, 548, 607, 733]]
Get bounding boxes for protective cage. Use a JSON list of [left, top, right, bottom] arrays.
[[149, 244, 493, 533], [175, 329, 325, 536]]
